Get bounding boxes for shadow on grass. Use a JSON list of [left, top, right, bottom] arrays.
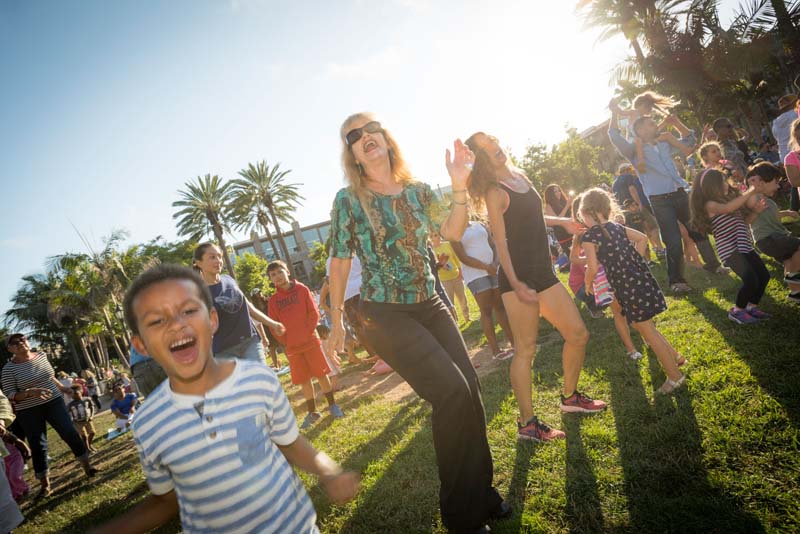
[[332, 366, 523, 534], [682, 274, 800, 427], [562, 414, 605, 533], [604, 350, 765, 533]]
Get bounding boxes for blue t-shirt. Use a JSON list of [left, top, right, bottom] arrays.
[[210, 274, 258, 353], [129, 346, 150, 366], [110, 393, 138, 417], [612, 173, 652, 212]]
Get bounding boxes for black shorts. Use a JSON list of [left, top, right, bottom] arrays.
[[498, 264, 560, 295], [756, 234, 800, 262]]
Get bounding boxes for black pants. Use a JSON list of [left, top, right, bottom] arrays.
[[360, 296, 502, 531], [344, 295, 378, 358], [15, 398, 88, 479], [649, 189, 721, 284], [724, 250, 770, 309]]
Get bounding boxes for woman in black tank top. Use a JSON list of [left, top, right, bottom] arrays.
[[465, 132, 608, 442]]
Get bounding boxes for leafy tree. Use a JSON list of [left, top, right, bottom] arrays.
[[172, 174, 237, 278], [233, 252, 274, 299], [230, 161, 304, 277], [307, 241, 329, 288], [517, 128, 611, 194]]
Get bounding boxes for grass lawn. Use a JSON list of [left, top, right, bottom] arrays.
[[12, 259, 800, 533]]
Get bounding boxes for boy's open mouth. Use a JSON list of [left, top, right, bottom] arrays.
[[169, 337, 198, 364]]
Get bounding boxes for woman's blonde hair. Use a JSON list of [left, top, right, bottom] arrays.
[[578, 188, 619, 239], [698, 141, 721, 164], [632, 91, 680, 115], [339, 112, 415, 227], [340, 112, 413, 190]]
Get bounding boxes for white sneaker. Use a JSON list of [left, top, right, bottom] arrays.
[[627, 350, 643, 361]]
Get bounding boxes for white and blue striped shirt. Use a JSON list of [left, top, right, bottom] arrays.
[[131, 360, 318, 534]]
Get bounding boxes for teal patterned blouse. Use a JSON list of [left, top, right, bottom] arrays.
[[330, 181, 437, 304]]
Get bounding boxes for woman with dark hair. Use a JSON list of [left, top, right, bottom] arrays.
[[192, 243, 285, 362], [1, 334, 98, 499], [327, 113, 509, 534], [464, 132, 607, 443], [543, 183, 575, 261]]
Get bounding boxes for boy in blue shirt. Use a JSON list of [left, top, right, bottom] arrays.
[[94, 264, 358, 534], [109, 386, 138, 430]]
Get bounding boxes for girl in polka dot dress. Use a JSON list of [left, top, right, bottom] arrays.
[[579, 188, 687, 395]]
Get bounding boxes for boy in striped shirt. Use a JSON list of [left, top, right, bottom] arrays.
[[95, 264, 358, 534]]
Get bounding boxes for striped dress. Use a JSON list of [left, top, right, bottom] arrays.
[[1, 353, 62, 411], [710, 211, 753, 262], [131, 360, 318, 534]]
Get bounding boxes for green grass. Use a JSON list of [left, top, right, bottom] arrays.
[[14, 258, 800, 533]]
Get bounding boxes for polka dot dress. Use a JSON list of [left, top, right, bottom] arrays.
[[581, 222, 666, 323]]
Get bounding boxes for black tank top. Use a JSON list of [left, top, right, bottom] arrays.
[[498, 182, 557, 292]]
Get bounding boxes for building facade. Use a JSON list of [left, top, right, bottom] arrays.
[[231, 220, 330, 284]]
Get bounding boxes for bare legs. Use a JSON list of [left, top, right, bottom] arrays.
[[609, 300, 636, 353], [473, 288, 513, 356], [503, 283, 589, 422], [631, 320, 683, 381]]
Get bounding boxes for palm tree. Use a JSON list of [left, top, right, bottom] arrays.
[[49, 230, 133, 367], [229, 161, 304, 278], [172, 174, 237, 278]]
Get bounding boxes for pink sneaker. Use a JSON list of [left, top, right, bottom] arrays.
[[517, 416, 565, 442], [560, 391, 608, 413]]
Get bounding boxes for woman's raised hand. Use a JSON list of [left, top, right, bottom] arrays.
[[445, 139, 475, 190]]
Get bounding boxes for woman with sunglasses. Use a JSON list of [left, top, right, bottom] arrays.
[[1, 333, 98, 499], [464, 132, 607, 443], [328, 113, 509, 534]]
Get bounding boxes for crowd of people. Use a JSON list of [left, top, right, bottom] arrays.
[[1, 93, 799, 534]]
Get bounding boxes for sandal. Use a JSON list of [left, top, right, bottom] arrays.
[[656, 374, 686, 395], [493, 349, 514, 361], [35, 486, 52, 500], [676, 356, 687, 367]]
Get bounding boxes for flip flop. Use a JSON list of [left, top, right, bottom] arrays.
[[493, 349, 515, 361]]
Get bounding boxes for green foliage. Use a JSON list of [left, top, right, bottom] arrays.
[[233, 252, 274, 299], [229, 161, 304, 277], [578, 0, 800, 132], [517, 129, 612, 194], [308, 240, 329, 288], [172, 174, 237, 278]]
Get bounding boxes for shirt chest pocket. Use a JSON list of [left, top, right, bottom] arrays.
[[234, 412, 269, 464]]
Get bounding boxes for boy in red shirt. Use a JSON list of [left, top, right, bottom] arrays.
[[267, 261, 344, 429]]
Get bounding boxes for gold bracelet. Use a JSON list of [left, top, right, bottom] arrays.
[[453, 199, 468, 206], [452, 188, 467, 194]]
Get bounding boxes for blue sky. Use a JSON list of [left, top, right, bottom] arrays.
[[0, 0, 739, 319]]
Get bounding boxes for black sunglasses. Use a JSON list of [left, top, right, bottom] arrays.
[[345, 121, 382, 146], [9, 336, 27, 346]]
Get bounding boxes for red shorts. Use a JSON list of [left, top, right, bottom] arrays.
[[287, 344, 330, 385]]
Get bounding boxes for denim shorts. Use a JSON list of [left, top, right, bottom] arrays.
[[467, 275, 499, 296]]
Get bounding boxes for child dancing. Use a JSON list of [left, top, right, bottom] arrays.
[[579, 188, 686, 394], [690, 169, 771, 324]]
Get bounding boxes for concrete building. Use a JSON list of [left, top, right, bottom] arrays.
[[578, 118, 622, 174], [231, 220, 330, 284]]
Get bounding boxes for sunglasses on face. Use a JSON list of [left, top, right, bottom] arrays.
[[9, 336, 27, 346], [345, 121, 382, 146]]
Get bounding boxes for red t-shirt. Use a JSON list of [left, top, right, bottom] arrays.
[[267, 281, 320, 352]]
